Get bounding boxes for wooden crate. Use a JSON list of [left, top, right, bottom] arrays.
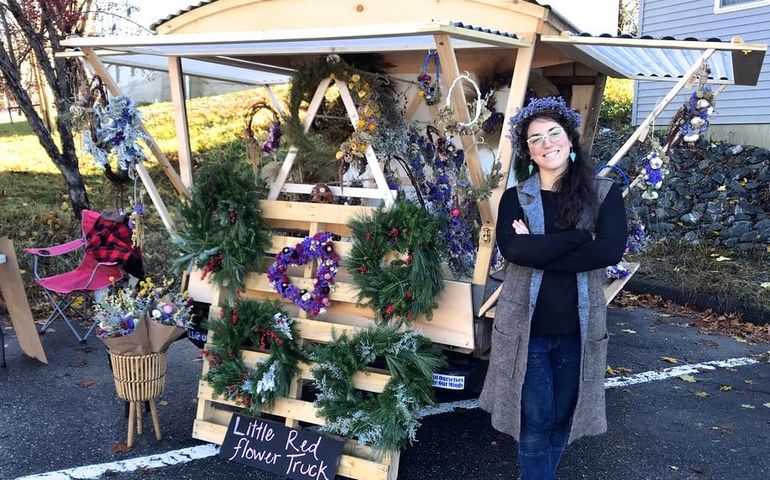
[[193, 317, 400, 480], [191, 199, 475, 480]]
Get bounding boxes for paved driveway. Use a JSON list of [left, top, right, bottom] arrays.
[[1, 303, 768, 480]]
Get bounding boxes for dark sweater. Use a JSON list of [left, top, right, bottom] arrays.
[[496, 184, 627, 336]]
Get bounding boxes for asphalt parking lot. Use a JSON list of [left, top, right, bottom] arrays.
[[1, 303, 768, 480]]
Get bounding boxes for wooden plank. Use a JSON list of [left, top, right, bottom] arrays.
[[259, 200, 376, 224], [570, 84, 594, 137], [244, 273, 359, 303], [199, 383, 324, 424], [0, 238, 47, 364], [265, 219, 352, 237], [411, 280, 474, 350], [240, 350, 390, 393], [80, 48, 190, 199], [268, 77, 331, 200], [280, 183, 397, 200], [603, 262, 640, 305], [192, 417, 392, 480], [579, 74, 607, 160], [134, 162, 177, 233], [336, 81, 396, 207], [168, 56, 193, 188], [433, 33, 493, 228], [269, 235, 353, 258]]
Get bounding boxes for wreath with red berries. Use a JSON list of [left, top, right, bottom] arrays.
[[346, 200, 445, 325], [203, 298, 305, 416], [267, 231, 339, 316], [173, 154, 271, 293]]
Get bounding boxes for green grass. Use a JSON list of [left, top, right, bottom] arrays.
[[0, 87, 283, 306]]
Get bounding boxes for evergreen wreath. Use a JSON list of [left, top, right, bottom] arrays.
[[346, 200, 445, 325], [203, 299, 305, 416], [173, 147, 271, 293], [267, 232, 340, 316], [311, 324, 446, 456]]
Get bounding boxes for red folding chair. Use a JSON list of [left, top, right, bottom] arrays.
[[25, 210, 125, 343]]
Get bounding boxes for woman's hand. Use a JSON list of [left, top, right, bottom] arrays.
[[512, 219, 530, 235]]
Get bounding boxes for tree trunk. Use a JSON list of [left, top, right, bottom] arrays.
[[0, 0, 90, 219]]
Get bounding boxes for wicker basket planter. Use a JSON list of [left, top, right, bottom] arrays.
[[109, 352, 168, 447]]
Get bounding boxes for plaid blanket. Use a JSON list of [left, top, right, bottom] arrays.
[[86, 214, 144, 278]]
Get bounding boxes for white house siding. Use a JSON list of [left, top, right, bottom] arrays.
[[633, 0, 770, 130]]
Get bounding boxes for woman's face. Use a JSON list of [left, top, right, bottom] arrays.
[[526, 117, 572, 177]]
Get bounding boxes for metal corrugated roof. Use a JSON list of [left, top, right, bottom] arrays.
[[541, 33, 766, 86], [150, 0, 217, 31]]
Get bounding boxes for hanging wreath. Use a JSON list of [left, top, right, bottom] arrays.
[[437, 73, 492, 140], [346, 200, 445, 325], [244, 101, 283, 164], [173, 150, 271, 293], [417, 51, 442, 105], [203, 299, 305, 416], [79, 95, 149, 173], [636, 138, 670, 201], [311, 324, 446, 455], [680, 86, 715, 143], [267, 232, 340, 316]]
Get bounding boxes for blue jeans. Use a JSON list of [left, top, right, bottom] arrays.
[[518, 334, 581, 480]]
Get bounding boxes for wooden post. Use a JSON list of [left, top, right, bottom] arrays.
[[80, 48, 190, 199], [80, 48, 178, 234], [168, 57, 194, 188], [578, 74, 607, 160], [267, 78, 331, 200], [598, 48, 716, 175], [433, 33, 493, 227]]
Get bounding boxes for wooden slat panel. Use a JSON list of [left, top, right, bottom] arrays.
[[192, 417, 392, 480], [240, 350, 390, 393], [244, 273, 359, 303], [269, 235, 353, 258], [259, 200, 376, 224], [280, 183, 397, 200], [199, 383, 324, 424]]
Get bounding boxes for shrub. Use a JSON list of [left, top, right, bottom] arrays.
[[600, 78, 634, 129]]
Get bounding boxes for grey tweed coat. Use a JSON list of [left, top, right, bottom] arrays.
[[479, 173, 615, 444]]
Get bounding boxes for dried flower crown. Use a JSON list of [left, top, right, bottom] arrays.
[[508, 96, 582, 155]]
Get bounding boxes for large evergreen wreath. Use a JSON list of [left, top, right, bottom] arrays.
[[346, 201, 445, 325], [311, 325, 446, 456], [203, 299, 305, 416], [173, 147, 271, 293]]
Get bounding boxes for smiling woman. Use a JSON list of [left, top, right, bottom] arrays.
[[480, 96, 628, 480]]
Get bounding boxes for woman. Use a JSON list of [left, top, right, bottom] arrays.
[[479, 97, 627, 480]]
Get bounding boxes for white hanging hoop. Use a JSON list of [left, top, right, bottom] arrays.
[[445, 73, 483, 128]]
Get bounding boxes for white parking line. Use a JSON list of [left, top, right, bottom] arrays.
[[16, 355, 763, 479]]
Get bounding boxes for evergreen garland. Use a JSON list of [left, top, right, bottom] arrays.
[[346, 201, 445, 325], [203, 299, 305, 416], [311, 325, 446, 456], [173, 146, 271, 293]]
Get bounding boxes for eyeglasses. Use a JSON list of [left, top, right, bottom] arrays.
[[526, 127, 567, 148]]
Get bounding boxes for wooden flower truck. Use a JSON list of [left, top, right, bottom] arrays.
[[60, 1, 766, 478]]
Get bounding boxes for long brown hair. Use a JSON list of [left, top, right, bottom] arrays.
[[515, 112, 597, 228]]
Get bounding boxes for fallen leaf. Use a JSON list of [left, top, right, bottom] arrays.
[[760, 282, 770, 290], [741, 404, 756, 409], [159, 400, 169, 406], [717, 185, 727, 191], [111, 442, 132, 453], [714, 256, 731, 262], [679, 375, 697, 383], [660, 356, 679, 364], [620, 329, 636, 334], [606, 365, 617, 376], [694, 391, 710, 398], [617, 367, 632, 376], [719, 385, 732, 392], [745, 380, 754, 385], [763, 403, 770, 408], [77, 378, 96, 388]]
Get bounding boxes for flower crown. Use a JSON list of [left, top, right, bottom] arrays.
[[508, 96, 582, 154]]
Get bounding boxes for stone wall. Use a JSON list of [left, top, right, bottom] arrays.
[[593, 131, 770, 252]]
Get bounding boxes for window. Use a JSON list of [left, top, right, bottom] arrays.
[[715, 0, 770, 13]]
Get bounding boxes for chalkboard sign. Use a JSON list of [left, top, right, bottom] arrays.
[[220, 413, 344, 480]]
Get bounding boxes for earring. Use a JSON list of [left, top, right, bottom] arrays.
[[569, 150, 576, 163], [528, 162, 534, 175]]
